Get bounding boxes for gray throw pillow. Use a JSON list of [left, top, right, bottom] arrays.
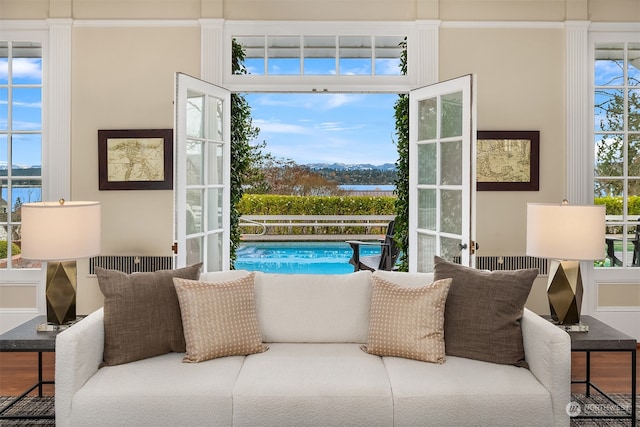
[[97, 263, 202, 366], [433, 256, 537, 368]]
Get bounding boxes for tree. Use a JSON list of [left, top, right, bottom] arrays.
[[393, 38, 409, 272], [230, 39, 260, 267]]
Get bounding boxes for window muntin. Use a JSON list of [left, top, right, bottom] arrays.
[[0, 41, 43, 269], [233, 34, 404, 77], [594, 42, 640, 268]]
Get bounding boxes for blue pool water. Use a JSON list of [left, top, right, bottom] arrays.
[[235, 241, 382, 274]]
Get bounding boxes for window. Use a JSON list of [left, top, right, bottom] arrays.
[[0, 41, 43, 269], [594, 41, 640, 268], [233, 35, 405, 76]]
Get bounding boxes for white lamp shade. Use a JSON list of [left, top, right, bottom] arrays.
[[21, 201, 101, 261], [526, 203, 605, 261]]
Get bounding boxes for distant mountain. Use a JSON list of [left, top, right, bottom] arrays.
[[305, 163, 396, 172]]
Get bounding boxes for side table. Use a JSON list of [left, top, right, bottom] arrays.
[[568, 315, 637, 426], [0, 315, 62, 421]]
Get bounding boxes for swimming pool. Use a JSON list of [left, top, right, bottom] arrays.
[[235, 241, 382, 274]]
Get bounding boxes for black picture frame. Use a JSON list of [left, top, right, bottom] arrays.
[[98, 129, 173, 190], [476, 130, 540, 191]]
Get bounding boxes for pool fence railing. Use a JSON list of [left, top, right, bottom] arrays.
[[239, 214, 396, 241]]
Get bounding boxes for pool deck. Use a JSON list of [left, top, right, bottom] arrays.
[[241, 234, 385, 242]]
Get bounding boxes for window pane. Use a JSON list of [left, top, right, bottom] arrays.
[[374, 36, 403, 76], [417, 233, 435, 272], [0, 88, 7, 131], [630, 134, 640, 178], [0, 41, 7, 85], [11, 42, 42, 85], [595, 178, 623, 199], [235, 36, 265, 75], [627, 43, 640, 86], [267, 36, 300, 75], [208, 142, 223, 185], [595, 43, 624, 86], [11, 87, 41, 131], [595, 134, 623, 177], [10, 179, 41, 207], [12, 134, 41, 172], [206, 233, 223, 271], [0, 134, 6, 174], [629, 89, 640, 131], [339, 36, 371, 75], [303, 36, 335, 75], [207, 96, 223, 142], [186, 139, 203, 185], [595, 89, 624, 131], [207, 188, 223, 231], [441, 236, 462, 263]]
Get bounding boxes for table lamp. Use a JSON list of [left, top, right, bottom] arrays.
[[526, 200, 605, 326], [21, 200, 101, 326]]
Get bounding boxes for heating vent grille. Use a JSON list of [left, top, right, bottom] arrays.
[[475, 256, 548, 275], [90, 256, 173, 274]]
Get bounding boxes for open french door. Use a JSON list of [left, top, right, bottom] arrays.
[[174, 73, 231, 271], [409, 75, 477, 272]]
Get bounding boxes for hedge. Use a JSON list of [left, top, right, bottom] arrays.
[[595, 195, 640, 216]]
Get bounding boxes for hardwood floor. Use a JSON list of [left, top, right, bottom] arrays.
[[0, 348, 638, 397]]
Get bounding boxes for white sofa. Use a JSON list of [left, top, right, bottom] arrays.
[[55, 269, 571, 427]]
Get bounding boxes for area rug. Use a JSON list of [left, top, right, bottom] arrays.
[[570, 393, 638, 426], [0, 396, 55, 426]]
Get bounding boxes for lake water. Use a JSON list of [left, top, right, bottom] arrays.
[[235, 241, 381, 274]]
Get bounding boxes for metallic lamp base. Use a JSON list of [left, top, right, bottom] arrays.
[[547, 259, 583, 325], [46, 260, 77, 325]]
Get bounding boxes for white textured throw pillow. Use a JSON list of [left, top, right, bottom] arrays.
[[361, 276, 452, 363], [173, 273, 268, 363]]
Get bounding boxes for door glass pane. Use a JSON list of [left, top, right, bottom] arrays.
[[441, 92, 462, 138], [441, 139, 462, 185], [186, 189, 202, 234], [441, 236, 462, 263], [186, 140, 203, 185], [208, 97, 223, 141], [187, 235, 202, 266], [417, 143, 436, 185], [441, 189, 462, 235], [207, 233, 223, 271], [207, 188, 223, 231], [418, 188, 436, 230], [417, 233, 435, 272], [418, 98, 437, 141], [208, 143, 223, 185], [187, 91, 204, 137]]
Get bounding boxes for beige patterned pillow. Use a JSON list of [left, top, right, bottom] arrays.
[[173, 273, 268, 363], [361, 276, 452, 363]]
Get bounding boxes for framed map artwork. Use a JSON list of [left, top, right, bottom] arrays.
[[476, 131, 539, 191], [98, 129, 173, 190]]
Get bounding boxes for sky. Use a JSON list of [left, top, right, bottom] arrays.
[[245, 93, 399, 166]]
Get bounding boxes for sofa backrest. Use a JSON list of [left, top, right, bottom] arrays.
[[253, 270, 372, 343]]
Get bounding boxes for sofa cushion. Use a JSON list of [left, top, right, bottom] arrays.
[[433, 256, 537, 368], [96, 263, 202, 366], [71, 352, 244, 426], [361, 276, 451, 363], [232, 343, 393, 427], [383, 355, 554, 427], [254, 271, 372, 343], [173, 273, 268, 362]]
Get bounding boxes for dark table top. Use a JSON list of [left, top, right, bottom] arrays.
[[569, 315, 637, 352], [0, 316, 59, 352]]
